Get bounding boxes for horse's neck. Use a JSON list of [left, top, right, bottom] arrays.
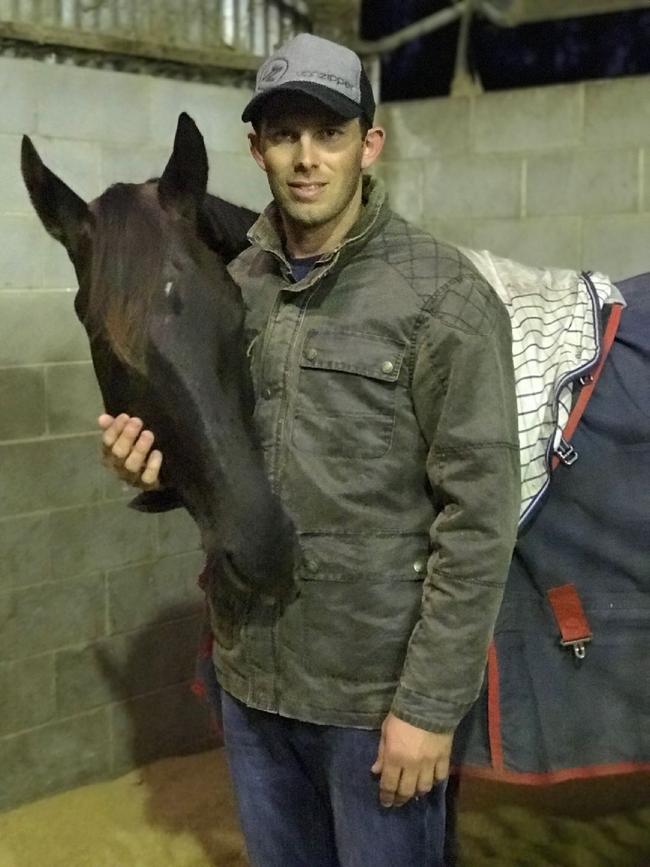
[[202, 193, 258, 263]]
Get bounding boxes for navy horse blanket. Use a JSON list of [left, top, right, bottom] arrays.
[[453, 272, 650, 781]]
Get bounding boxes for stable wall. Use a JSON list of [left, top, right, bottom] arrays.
[[377, 75, 650, 280]]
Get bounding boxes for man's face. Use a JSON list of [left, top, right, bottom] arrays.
[[249, 96, 370, 233]]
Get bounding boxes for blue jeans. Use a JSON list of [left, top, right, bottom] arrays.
[[220, 689, 447, 867]]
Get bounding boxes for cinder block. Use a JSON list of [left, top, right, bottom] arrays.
[[157, 508, 202, 558], [377, 96, 471, 161], [585, 77, 650, 147], [150, 78, 251, 153], [0, 573, 105, 662], [0, 654, 56, 736], [0, 133, 32, 213], [473, 217, 581, 270], [57, 614, 202, 716], [473, 84, 583, 153], [40, 233, 78, 290], [37, 64, 151, 144], [419, 218, 476, 250], [100, 143, 169, 188], [46, 363, 103, 435], [111, 679, 211, 774], [49, 500, 157, 580], [30, 136, 102, 204], [207, 150, 270, 212], [375, 160, 425, 224], [107, 551, 205, 635], [0, 215, 43, 288], [527, 150, 639, 216], [0, 57, 38, 135], [0, 435, 103, 519], [0, 708, 110, 810], [423, 154, 522, 219], [102, 470, 134, 503], [583, 213, 650, 281], [0, 367, 46, 441], [0, 291, 90, 366], [0, 513, 52, 589]]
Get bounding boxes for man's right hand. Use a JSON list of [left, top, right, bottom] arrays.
[[98, 413, 162, 490]]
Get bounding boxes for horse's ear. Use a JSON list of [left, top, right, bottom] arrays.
[[21, 135, 91, 253], [158, 112, 208, 219]]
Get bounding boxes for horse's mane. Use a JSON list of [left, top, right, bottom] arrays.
[[86, 182, 166, 371], [84, 182, 258, 371]]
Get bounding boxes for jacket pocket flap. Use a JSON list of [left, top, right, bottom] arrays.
[[300, 330, 406, 382]]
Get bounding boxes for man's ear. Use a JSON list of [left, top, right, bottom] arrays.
[[21, 135, 92, 254], [248, 131, 268, 173], [361, 126, 385, 171]]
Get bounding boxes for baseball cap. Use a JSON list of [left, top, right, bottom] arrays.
[[242, 33, 375, 127]]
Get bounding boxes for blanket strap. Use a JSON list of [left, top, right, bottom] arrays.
[[546, 584, 593, 660], [551, 302, 624, 471]]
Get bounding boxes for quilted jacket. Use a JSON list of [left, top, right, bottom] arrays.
[[210, 177, 521, 733]]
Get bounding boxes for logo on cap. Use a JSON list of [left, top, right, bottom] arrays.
[[261, 57, 289, 84]]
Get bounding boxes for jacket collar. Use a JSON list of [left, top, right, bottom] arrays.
[[246, 175, 390, 291]]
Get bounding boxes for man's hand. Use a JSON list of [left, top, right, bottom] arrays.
[[371, 712, 452, 808], [98, 413, 162, 490]]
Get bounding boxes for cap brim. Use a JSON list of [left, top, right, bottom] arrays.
[[242, 81, 363, 124]]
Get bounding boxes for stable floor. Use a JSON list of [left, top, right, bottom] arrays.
[[0, 750, 648, 867]]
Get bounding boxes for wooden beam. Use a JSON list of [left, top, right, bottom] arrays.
[[0, 20, 261, 72]]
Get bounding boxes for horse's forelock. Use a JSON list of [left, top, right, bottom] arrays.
[[86, 182, 166, 371]]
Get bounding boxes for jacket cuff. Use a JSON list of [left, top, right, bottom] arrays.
[[128, 488, 184, 513], [390, 683, 473, 734]]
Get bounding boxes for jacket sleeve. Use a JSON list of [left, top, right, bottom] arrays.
[[390, 275, 521, 733]]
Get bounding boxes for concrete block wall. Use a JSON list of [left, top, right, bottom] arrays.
[[377, 76, 650, 280], [0, 55, 268, 811]]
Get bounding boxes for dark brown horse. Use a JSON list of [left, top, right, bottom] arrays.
[[21, 113, 297, 602]]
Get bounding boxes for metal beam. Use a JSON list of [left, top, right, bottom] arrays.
[[351, 3, 465, 56]]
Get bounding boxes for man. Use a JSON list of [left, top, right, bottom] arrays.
[[100, 33, 520, 867]]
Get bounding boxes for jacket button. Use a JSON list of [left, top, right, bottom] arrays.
[[305, 348, 318, 361], [381, 360, 394, 374], [413, 558, 426, 574], [306, 559, 319, 573], [262, 387, 272, 400]]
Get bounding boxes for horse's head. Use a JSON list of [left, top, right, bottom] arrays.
[[21, 114, 298, 602], [22, 113, 243, 371]]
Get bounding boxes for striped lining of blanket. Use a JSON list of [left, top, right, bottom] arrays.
[[460, 249, 624, 526]]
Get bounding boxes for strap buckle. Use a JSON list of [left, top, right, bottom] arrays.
[[555, 437, 579, 466], [559, 636, 591, 660]]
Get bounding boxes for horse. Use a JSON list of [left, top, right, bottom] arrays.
[[21, 113, 650, 785], [21, 113, 298, 604]]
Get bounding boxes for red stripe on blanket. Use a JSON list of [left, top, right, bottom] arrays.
[[487, 641, 504, 773]]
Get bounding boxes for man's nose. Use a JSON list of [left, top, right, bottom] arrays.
[[294, 134, 319, 170]]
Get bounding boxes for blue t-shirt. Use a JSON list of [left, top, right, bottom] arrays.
[[287, 254, 322, 283]]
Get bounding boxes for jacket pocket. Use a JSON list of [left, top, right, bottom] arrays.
[[299, 570, 425, 683], [292, 330, 407, 459]]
